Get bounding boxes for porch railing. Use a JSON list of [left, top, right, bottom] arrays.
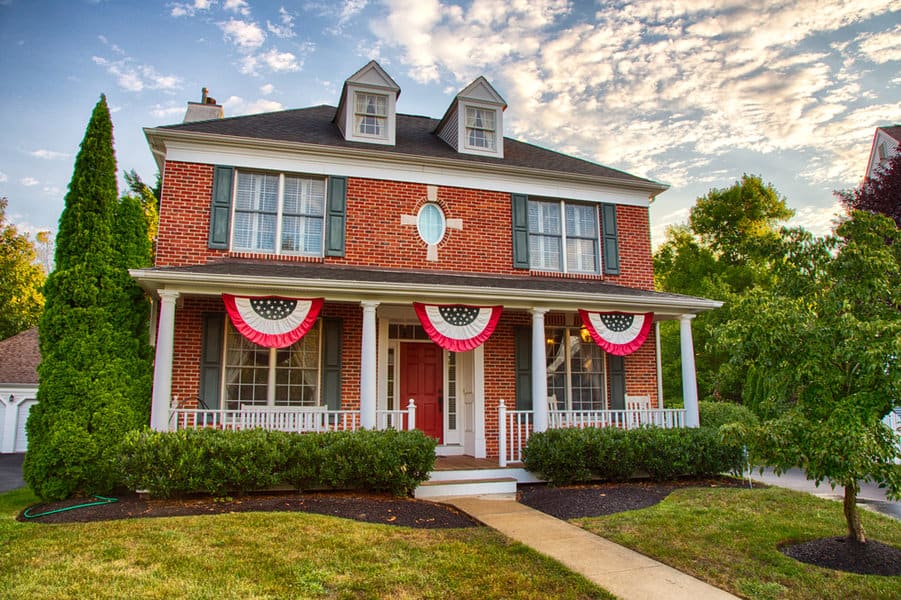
[[169, 399, 417, 434], [498, 400, 688, 467]]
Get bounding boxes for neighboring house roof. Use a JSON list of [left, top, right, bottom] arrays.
[[866, 124, 901, 180], [131, 261, 721, 318], [0, 328, 39, 385], [880, 125, 901, 143], [149, 105, 667, 193]]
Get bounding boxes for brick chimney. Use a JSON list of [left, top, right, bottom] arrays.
[[183, 87, 224, 123]]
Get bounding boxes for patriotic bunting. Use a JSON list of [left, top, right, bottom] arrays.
[[579, 310, 653, 356], [413, 303, 503, 352], [223, 294, 324, 348]]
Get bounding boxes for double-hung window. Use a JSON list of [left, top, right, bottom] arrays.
[[354, 92, 388, 138], [232, 171, 325, 255], [465, 106, 497, 151], [546, 327, 606, 411], [223, 321, 322, 410], [528, 199, 599, 274]]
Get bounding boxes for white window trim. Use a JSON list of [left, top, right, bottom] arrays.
[[353, 91, 389, 140], [221, 320, 323, 409], [343, 84, 397, 146], [230, 170, 326, 257], [456, 101, 503, 158], [416, 202, 447, 245], [528, 198, 601, 275]]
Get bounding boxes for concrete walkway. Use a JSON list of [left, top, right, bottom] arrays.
[[443, 495, 738, 600]]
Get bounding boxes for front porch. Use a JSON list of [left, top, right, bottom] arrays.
[[168, 400, 688, 467]]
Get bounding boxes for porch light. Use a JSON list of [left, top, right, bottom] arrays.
[[579, 325, 591, 343]]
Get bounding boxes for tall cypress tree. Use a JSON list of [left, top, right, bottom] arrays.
[[24, 95, 152, 500]]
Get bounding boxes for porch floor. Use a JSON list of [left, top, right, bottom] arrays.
[[433, 456, 502, 471]]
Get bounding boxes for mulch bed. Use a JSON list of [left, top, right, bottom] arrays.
[[18, 476, 900, 576]]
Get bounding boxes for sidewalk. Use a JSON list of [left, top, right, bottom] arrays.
[[0, 453, 25, 493], [443, 495, 738, 600]]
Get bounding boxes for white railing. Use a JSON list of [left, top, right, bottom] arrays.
[[497, 402, 688, 466], [169, 399, 417, 434]]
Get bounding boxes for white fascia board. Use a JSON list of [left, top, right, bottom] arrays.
[[158, 135, 655, 206], [866, 129, 900, 179], [130, 269, 721, 318]]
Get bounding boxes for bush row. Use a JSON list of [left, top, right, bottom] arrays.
[[118, 428, 437, 498], [522, 426, 743, 486], [698, 400, 759, 430]]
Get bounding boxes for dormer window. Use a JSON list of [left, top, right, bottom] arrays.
[[335, 60, 400, 146], [465, 107, 496, 151], [355, 92, 388, 139]]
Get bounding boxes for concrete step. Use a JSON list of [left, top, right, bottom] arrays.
[[414, 476, 518, 499], [428, 467, 543, 484]]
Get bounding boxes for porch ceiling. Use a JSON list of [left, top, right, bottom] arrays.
[[130, 260, 721, 318]]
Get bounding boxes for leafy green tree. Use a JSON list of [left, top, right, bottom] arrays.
[[0, 197, 45, 340], [654, 175, 794, 402], [720, 211, 900, 543], [24, 95, 153, 500], [838, 151, 901, 228]]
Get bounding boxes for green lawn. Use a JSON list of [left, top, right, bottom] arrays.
[[0, 488, 612, 600], [578, 486, 901, 600]]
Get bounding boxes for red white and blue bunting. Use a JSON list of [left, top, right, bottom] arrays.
[[223, 294, 323, 348], [413, 303, 503, 352], [579, 310, 654, 356]]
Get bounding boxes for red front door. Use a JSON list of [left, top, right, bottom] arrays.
[[400, 343, 443, 443]]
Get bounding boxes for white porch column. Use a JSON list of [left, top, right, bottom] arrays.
[[531, 308, 549, 433], [360, 300, 379, 429], [151, 290, 179, 432], [655, 322, 663, 408], [680, 314, 700, 428]]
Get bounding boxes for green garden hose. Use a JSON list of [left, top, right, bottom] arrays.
[[23, 496, 118, 519]]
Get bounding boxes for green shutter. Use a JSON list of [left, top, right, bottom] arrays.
[[199, 313, 225, 410], [511, 193, 530, 269], [601, 203, 620, 275], [608, 354, 625, 410], [321, 318, 343, 410], [209, 166, 234, 249], [325, 176, 347, 257], [514, 327, 532, 410]]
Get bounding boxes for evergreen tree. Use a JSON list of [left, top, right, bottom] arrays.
[[24, 96, 152, 500]]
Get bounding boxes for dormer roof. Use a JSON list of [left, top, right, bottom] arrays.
[[335, 60, 401, 146], [436, 76, 507, 159]]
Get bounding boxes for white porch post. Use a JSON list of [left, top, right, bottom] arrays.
[[360, 300, 379, 429], [655, 322, 663, 408], [531, 308, 549, 433], [680, 314, 700, 428], [151, 290, 179, 432]]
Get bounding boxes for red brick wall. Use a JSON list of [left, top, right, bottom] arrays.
[[155, 161, 654, 286], [171, 296, 222, 403], [624, 341, 659, 408]]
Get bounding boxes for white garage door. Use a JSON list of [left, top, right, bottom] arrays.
[[14, 399, 37, 453]]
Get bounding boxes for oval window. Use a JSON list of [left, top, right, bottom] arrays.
[[417, 203, 446, 245]]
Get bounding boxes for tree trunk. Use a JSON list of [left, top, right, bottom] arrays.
[[843, 482, 866, 543]]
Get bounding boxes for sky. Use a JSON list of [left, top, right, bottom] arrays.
[[1, 0, 898, 248]]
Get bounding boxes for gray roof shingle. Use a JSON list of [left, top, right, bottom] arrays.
[[156, 105, 664, 188], [0, 328, 39, 385]]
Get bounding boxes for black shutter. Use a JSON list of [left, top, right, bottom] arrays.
[[511, 193, 530, 269], [209, 166, 234, 249], [514, 327, 532, 410], [325, 176, 347, 257], [199, 313, 225, 410], [321, 318, 343, 410], [608, 354, 625, 410], [601, 203, 620, 275]]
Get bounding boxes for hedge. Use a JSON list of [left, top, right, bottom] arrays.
[[523, 426, 743, 485], [698, 401, 759, 430], [119, 428, 437, 498]]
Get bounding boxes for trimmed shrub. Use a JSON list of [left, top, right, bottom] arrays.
[[699, 401, 759, 430], [119, 428, 437, 498], [524, 426, 743, 485]]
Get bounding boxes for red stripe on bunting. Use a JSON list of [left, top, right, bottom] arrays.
[[413, 303, 503, 352], [223, 294, 323, 348], [579, 310, 653, 356]]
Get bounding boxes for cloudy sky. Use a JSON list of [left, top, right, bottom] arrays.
[[1, 0, 898, 247]]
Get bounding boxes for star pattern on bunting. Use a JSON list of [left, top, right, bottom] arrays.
[[400, 185, 463, 261], [250, 298, 297, 320]]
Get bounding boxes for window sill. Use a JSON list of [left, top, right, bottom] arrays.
[[227, 251, 325, 264], [528, 270, 604, 281]]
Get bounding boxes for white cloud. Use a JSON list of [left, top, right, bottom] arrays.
[[267, 7, 296, 38], [170, 0, 214, 18], [92, 43, 182, 93], [856, 26, 901, 64], [224, 0, 250, 16], [260, 83, 275, 95], [238, 43, 312, 75], [150, 104, 187, 119], [0, 171, 7, 183], [220, 18, 266, 50], [787, 201, 846, 237], [20, 177, 39, 187], [42, 185, 62, 197], [30, 149, 71, 160], [222, 96, 284, 115]]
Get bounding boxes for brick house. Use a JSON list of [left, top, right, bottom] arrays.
[[133, 61, 719, 467]]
